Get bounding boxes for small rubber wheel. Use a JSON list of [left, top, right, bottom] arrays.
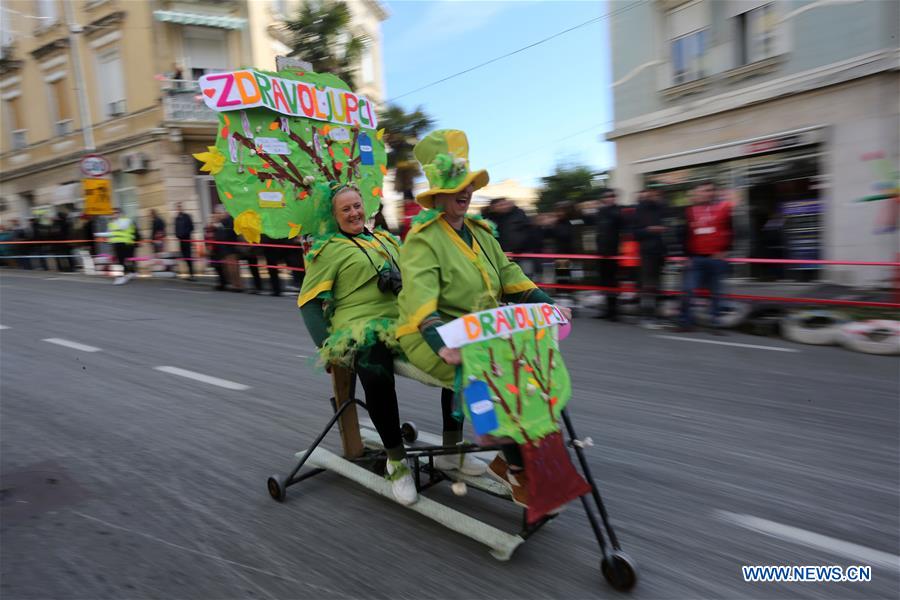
[[601, 551, 637, 591], [267, 475, 287, 502], [401, 421, 418, 444]]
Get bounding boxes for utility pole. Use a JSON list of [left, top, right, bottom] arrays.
[[63, 0, 95, 152]]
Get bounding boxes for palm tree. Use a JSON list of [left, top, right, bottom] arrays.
[[282, 0, 364, 87], [378, 104, 434, 201]]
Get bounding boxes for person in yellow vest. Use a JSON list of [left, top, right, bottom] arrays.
[[396, 129, 572, 506], [107, 207, 140, 285]]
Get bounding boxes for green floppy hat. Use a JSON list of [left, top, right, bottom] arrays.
[[414, 129, 489, 208]]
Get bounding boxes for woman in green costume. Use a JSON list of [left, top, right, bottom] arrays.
[[397, 130, 572, 507], [297, 183, 424, 505]]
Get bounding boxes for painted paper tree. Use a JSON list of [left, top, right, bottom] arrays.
[[460, 327, 572, 445], [194, 68, 386, 241]]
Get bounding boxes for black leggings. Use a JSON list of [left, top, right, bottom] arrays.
[[355, 342, 403, 453], [356, 344, 465, 453], [356, 343, 519, 466]]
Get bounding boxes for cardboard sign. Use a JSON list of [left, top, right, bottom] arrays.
[[193, 68, 386, 240], [255, 137, 290, 155], [198, 69, 378, 129], [437, 303, 568, 349], [82, 179, 113, 215], [456, 312, 572, 445]]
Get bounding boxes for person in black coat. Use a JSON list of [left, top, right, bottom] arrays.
[[174, 203, 195, 280], [594, 190, 625, 320], [28, 217, 49, 271], [149, 209, 166, 254], [488, 198, 531, 252], [632, 189, 668, 325], [486, 197, 536, 277], [50, 211, 74, 272]]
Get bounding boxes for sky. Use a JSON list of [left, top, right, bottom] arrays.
[[380, 0, 616, 188]]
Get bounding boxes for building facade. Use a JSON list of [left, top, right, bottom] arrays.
[[607, 0, 899, 285], [0, 0, 386, 238]]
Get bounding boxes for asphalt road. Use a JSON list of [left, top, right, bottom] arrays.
[[1, 270, 898, 600]]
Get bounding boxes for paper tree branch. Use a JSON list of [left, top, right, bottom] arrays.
[[232, 133, 306, 189], [482, 368, 532, 445], [288, 129, 337, 182]]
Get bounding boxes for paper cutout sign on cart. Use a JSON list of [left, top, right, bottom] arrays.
[[437, 304, 572, 445], [193, 68, 386, 241]]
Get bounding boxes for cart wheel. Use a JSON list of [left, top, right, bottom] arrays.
[[401, 421, 418, 444], [267, 475, 287, 502], [601, 551, 637, 591]]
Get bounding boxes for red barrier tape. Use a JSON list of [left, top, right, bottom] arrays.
[[537, 283, 900, 308], [509, 253, 900, 267], [4, 240, 896, 307], [199, 258, 305, 272], [4, 239, 897, 267]]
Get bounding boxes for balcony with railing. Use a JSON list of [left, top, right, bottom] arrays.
[[160, 79, 218, 123]]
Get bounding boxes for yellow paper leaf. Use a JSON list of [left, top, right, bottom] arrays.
[[288, 223, 302, 238], [192, 146, 226, 175], [234, 209, 262, 244], [376, 128, 385, 141], [536, 329, 547, 341]]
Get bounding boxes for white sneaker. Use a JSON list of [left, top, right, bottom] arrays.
[[434, 453, 487, 476], [113, 276, 126, 285], [125, 273, 135, 282], [385, 460, 417, 506]]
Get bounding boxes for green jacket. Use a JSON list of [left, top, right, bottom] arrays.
[[298, 229, 401, 366], [397, 212, 537, 339]]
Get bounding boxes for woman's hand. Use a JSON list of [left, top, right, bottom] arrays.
[[557, 305, 573, 322], [438, 346, 462, 365]]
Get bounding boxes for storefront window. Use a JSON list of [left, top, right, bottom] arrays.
[[644, 146, 823, 281]]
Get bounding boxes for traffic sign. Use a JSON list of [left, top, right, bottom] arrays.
[[82, 178, 113, 215], [80, 154, 111, 177]]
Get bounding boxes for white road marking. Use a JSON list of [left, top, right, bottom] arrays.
[[0, 325, 8, 330], [716, 510, 900, 570], [655, 335, 799, 353], [44, 277, 109, 285], [154, 366, 249, 391], [296, 354, 310, 359], [42, 338, 101, 352]]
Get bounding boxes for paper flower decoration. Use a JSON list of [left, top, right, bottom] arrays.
[[234, 209, 262, 244], [193, 146, 226, 175]]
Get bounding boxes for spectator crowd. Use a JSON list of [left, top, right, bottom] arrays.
[[0, 180, 735, 330]]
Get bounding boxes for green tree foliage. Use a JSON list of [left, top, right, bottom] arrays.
[[377, 104, 434, 199], [537, 164, 607, 213], [282, 0, 364, 87]]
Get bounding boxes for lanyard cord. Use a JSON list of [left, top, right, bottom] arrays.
[[466, 225, 502, 283], [346, 230, 399, 276]]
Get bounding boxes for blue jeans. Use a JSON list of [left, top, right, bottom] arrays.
[[680, 256, 726, 326]]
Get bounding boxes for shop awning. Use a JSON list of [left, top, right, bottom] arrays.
[[153, 10, 247, 30]]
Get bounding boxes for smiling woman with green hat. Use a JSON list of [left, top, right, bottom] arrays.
[[396, 129, 571, 505]]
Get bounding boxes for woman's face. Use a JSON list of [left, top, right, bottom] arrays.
[[436, 184, 475, 221], [333, 189, 365, 235]]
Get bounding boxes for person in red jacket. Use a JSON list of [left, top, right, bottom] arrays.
[[679, 181, 733, 331]]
